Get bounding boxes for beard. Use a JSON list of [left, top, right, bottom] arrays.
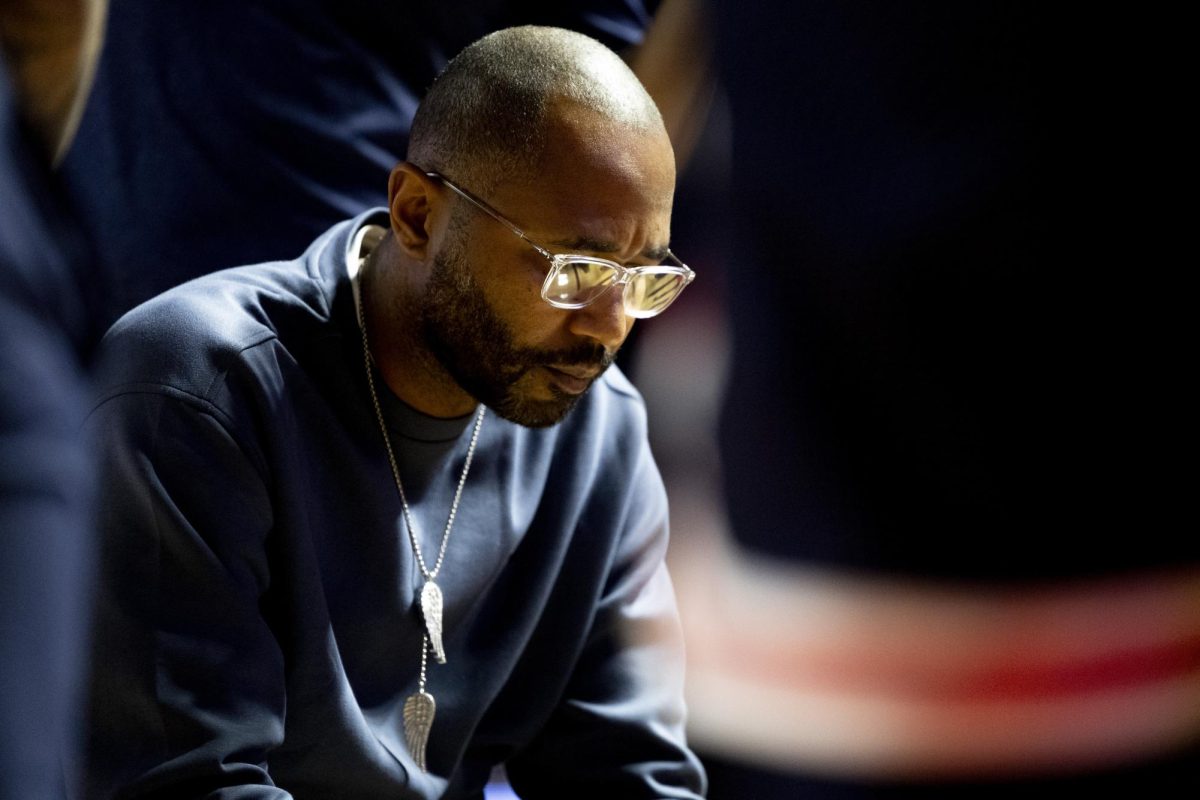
[[418, 239, 615, 428]]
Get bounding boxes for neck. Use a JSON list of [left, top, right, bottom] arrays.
[[361, 236, 477, 419]]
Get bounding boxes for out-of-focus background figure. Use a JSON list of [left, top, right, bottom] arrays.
[[0, 1, 106, 797], [633, 1, 1200, 796], [59, 0, 668, 339]]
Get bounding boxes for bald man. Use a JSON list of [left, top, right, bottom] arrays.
[[84, 27, 704, 799]]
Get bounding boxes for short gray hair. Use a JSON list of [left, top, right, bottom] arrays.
[[409, 26, 664, 192]]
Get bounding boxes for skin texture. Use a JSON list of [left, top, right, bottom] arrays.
[[362, 100, 677, 426]]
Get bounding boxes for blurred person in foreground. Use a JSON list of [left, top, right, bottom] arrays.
[[82, 26, 705, 799], [0, 1, 105, 797], [676, 2, 1200, 796]]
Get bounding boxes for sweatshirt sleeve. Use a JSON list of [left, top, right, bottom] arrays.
[[504, 439, 707, 799], [83, 388, 292, 800]]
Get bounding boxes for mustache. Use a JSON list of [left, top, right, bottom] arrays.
[[509, 341, 615, 375]]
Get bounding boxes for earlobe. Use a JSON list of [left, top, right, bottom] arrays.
[[387, 163, 436, 259]]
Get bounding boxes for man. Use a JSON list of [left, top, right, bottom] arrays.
[[83, 26, 705, 800]]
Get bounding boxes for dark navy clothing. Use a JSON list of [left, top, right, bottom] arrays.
[[714, 1, 1197, 580], [61, 0, 658, 335], [701, 2, 1198, 796], [83, 211, 704, 799], [0, 58, 96, 800]]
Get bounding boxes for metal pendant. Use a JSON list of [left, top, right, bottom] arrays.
[[403, 689, 437, 772], [420, 580, 447, 664]]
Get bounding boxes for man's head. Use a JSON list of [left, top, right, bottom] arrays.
[[373, 26, 681, 427], [408, 25, 666, 195]]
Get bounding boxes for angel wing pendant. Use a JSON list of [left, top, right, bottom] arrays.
[[403, 689, 437, 772], [420, 580, 447, 664]]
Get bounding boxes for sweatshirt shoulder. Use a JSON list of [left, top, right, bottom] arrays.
[[94, 260, 331, 406], [591, 365, 649, 427], [545, 365, 652, 461]]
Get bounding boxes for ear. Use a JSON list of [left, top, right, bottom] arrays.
[[387, 163, 440, 259]]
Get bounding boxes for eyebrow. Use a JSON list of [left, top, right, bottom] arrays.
[[549, 236, 672, 263]]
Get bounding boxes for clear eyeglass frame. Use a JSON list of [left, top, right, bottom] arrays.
[[425, 171, 695, 319]]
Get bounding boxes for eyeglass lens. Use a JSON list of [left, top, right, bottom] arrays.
[[546, 260, 687, 317]]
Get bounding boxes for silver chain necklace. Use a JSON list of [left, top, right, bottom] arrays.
[[353, 261, 486, 773]]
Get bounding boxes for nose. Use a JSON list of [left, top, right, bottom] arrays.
[[566, 283, 631, 352]]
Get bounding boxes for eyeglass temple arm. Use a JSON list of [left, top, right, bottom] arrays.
[[428, 171, 696, 283], [425, 172, 556, 260], [663, 251, 696, 283]]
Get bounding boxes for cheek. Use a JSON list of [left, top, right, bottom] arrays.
[[506, 302, 570, 350], [469, 258, 562, 342], [464, 234, 545, 300]]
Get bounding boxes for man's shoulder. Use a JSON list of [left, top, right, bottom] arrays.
[[94, 260, 331, 406], [594, 363, 643, 404], [581, 365, 649, 430], [92, 212, 381, 405], [531, 365, 653, 472]]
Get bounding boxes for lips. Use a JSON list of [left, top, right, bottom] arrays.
[[544, 365, 600, 395]]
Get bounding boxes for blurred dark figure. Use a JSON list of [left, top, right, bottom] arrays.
[[0, 1, 105, 797], [693, 1, 1199, 796], [60, 0, 664, 338]]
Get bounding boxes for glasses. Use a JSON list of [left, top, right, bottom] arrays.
[[425, 171, 695, 319]]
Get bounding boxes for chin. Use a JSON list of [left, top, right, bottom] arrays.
[[487, 386, 586, 429]]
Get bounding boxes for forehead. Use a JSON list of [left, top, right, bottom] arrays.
[[490, 105, 677, 254]]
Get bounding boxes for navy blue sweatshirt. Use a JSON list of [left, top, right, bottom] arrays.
[[83, 211, 705, 799]]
